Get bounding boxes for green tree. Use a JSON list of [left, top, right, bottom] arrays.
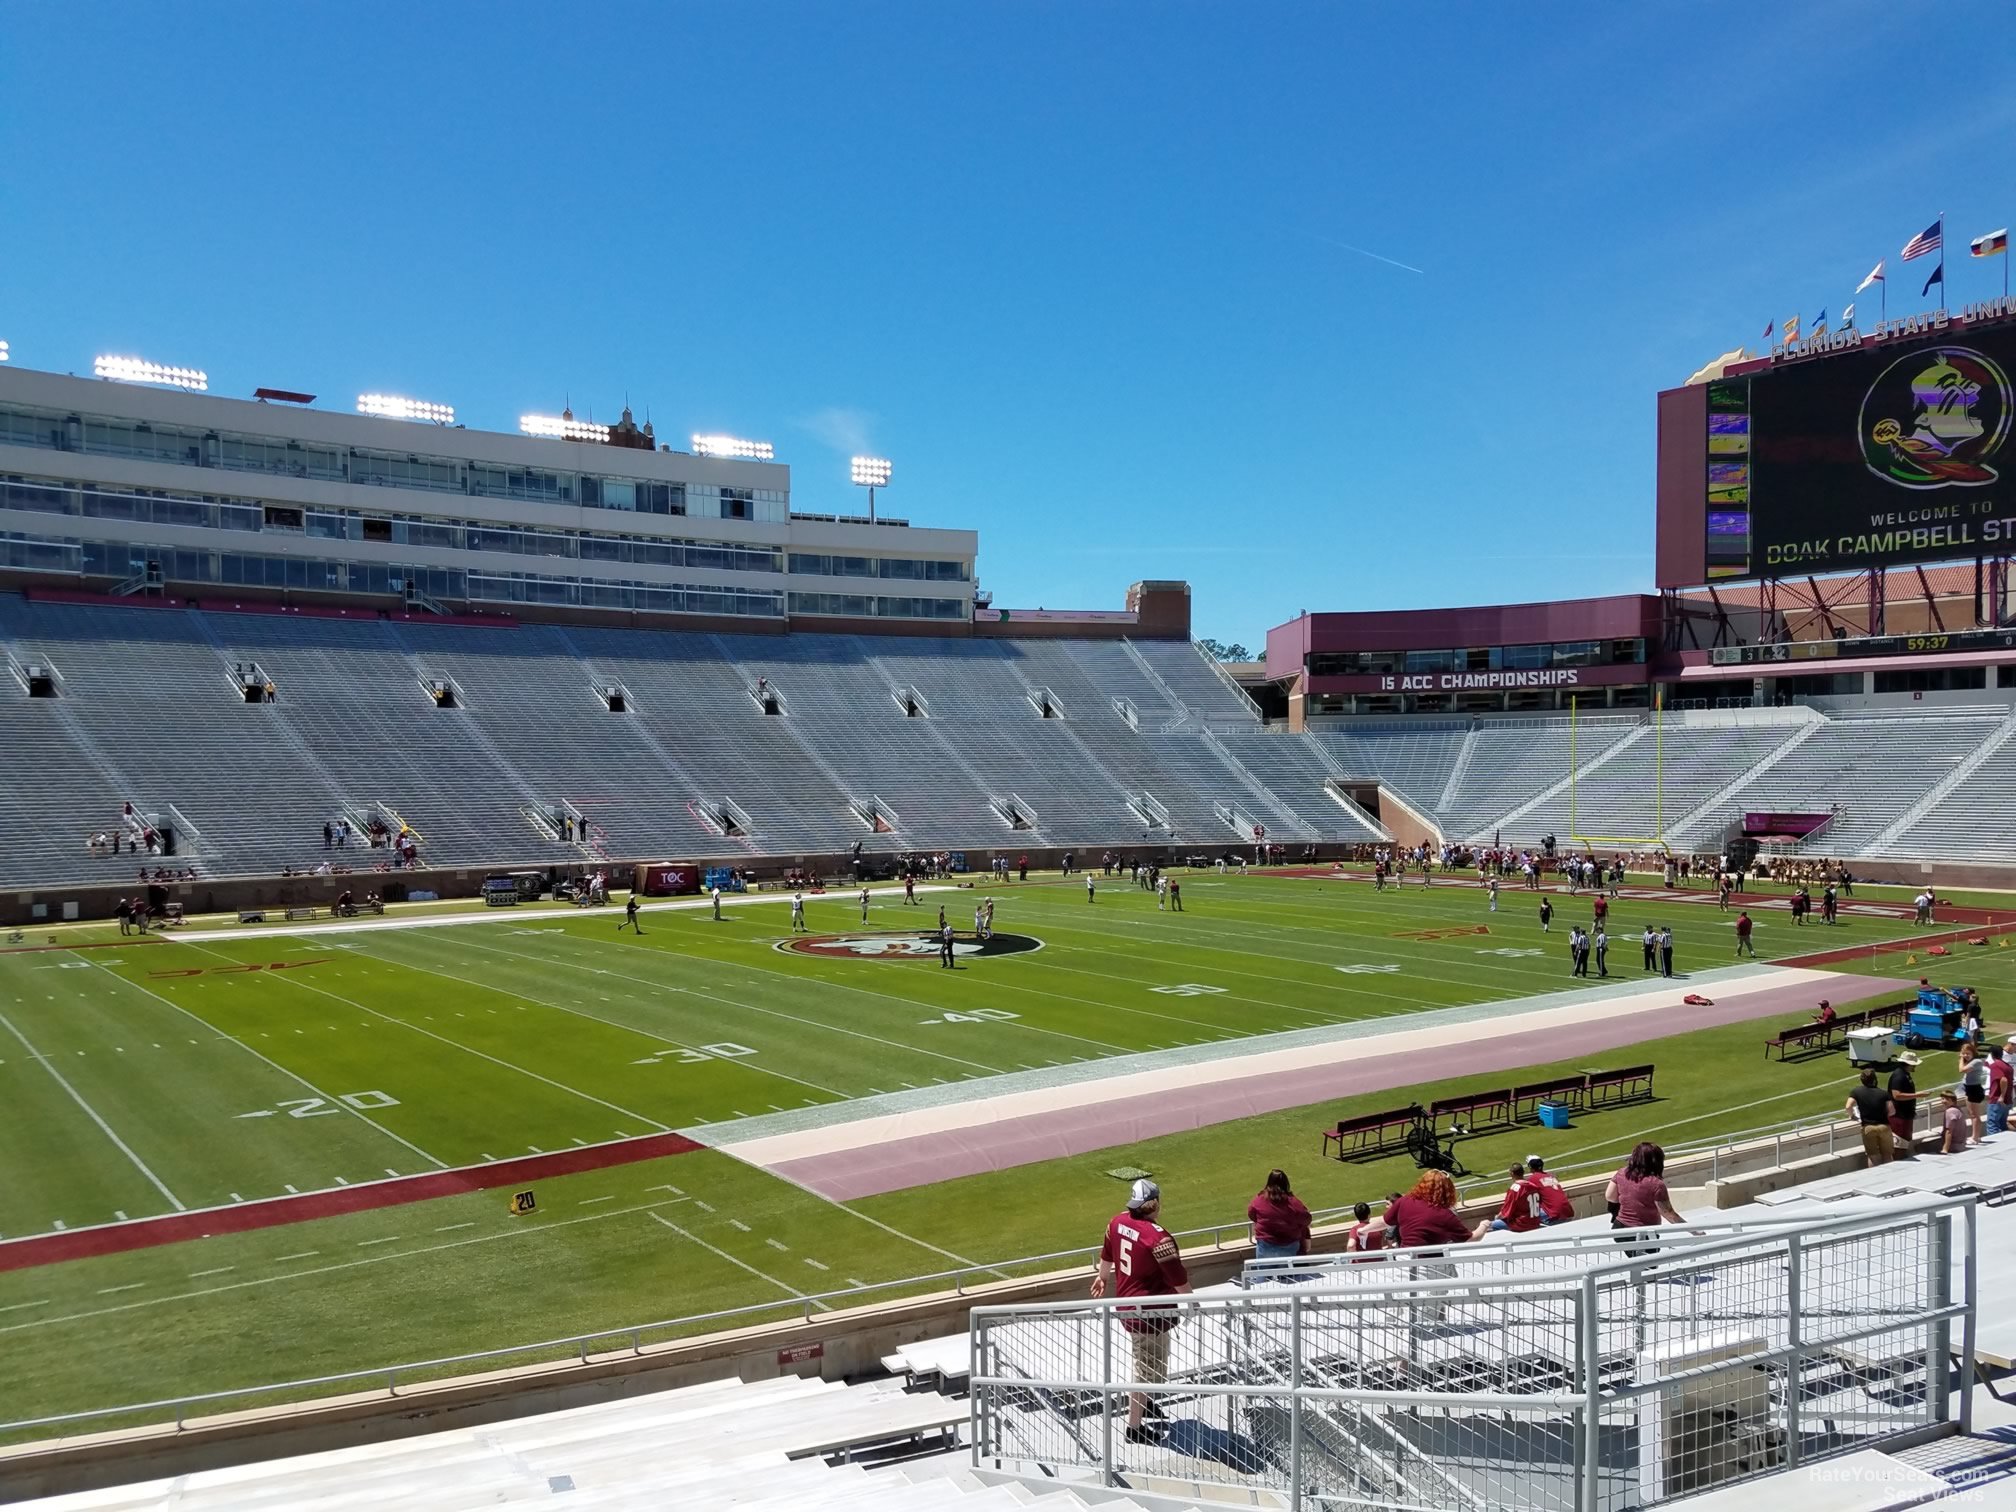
[[1198, 638, 1252, 661]]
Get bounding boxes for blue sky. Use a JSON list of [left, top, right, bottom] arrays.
[[6, 2, 2015, 647]]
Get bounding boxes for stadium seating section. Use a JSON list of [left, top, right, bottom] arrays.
[[2, 592, 2009, 885]]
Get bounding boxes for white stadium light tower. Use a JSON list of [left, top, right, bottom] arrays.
[[357, 393, 455, 425], [93, 354, 208, 391], [520, 413, 612, 443], [851, 455, 892, 522], [691, 434, 775, 460], [0, 339, 9, 363]]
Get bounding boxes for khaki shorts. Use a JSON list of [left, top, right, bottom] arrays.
[[1860, 1125, 1893, 1164], [1129, 1325, 1172, 1384]]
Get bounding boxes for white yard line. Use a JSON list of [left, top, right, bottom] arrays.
[[355, 936, 848, 1103], [173, 942, 673, 1135], [0, 1010, 185, 1212], [0, 1198, 690, 1337], [647, 1212, 818, 1304], [92, 961, 450, 1172]]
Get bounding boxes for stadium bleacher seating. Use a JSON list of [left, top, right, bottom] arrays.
[[1, 590, 2008, 886]]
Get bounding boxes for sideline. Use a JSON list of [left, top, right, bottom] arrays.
[[152, 883, 961, 945]]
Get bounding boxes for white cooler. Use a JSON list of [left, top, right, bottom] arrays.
[[1846, 1026, 1895, 1066]]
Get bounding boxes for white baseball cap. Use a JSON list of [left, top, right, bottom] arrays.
[[1128, 1178, 1161, 1209]]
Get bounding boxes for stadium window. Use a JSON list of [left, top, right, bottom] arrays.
[[601, 478, 636, 511], [1608, 638, 1646, 664], [1873, 666, 1986, 693], [1503, 643, 1550, 669], [1404, 649, 1454, 675], [1552, 640, 1602, 667]]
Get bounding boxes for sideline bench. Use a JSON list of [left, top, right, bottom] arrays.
[[1764, 1022, 1838, 1060], [1764, 1001, 1911, 1059], [1320, 1104, 1421, 1161], [1513, 1075, 1589, 1120], [1430, 1089, 1515, 1135], [284, 906, 318, 921], [1584, 1065, 1655, 1107]]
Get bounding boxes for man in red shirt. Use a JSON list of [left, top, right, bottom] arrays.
[[1734, 911, 1755, 958], [1091, 1179, 1192, 1442], [1521, 1155, 1576, 1223], [1473, 1161, 1540, 1238]]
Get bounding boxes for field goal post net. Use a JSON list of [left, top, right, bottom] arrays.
[[1566, 691, 1672, 857]]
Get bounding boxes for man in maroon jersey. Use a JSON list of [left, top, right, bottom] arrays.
[[1091, 1178, 1192, 1442]]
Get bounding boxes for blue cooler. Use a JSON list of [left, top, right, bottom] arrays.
[[1536, 1102, 1573, 1130]]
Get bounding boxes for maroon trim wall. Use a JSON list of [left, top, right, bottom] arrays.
[[1264, 596, 1661, 679]]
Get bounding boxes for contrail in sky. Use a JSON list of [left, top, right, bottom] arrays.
[[1314, 235, 1425, 275]]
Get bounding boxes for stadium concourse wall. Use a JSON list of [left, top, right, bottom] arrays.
[[0, 1117, 1903, 1499], [0, 843, 1351, 929]]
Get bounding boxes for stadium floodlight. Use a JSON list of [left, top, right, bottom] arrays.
[[93, 354, 209, 391], [0, 340, 9, 363], [358, 393, 455, 424], [851, 455, 892, 522], [520, 413, 611, 442], [691, 433, 775, 460]]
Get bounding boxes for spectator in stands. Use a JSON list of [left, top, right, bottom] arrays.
[[1958, 1043, 1989, 1144], [1379, 1171, 1474, 1248], [322, 821, 333, 850], [1846, 1069, 1894, 1167], [1247, 1169, 1312, 1260], [1988, 1047, 2012, 1137], [1607, 1142, 1684, 1251], [1474, 1162, 1541, 1238], [1090, 1179, 1191, 1443], [1938, 1090, 1969, 1154], [1345, 1201, 1384, 1253], [1522, 1156, 1575, 1224], [1889, 1052, 1922, 1158]]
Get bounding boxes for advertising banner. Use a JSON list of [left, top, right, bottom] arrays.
[[634, 864, 700, 896]]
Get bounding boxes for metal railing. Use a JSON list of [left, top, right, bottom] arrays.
[[970, 1196, 1978, 1512]]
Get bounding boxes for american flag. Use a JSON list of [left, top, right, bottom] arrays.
[[1901, 218, 1943, 261]]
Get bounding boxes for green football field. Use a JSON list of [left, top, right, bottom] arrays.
[[0, 867, 1999, 1436]]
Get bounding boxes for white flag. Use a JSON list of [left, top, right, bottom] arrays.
[[1855, 260, 1885, 293]]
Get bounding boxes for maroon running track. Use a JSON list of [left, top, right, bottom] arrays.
[[0, 1132, 702, 1273], [770, 974, 1920, 1200]]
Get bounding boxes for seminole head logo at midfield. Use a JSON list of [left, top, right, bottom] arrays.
[[1860, 346, 2011, 489], [775, 930, 1043, 960]]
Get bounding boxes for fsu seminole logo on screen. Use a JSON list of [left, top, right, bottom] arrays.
[[1859, 345, 2012, 489], [775, 930, 1043, 960]]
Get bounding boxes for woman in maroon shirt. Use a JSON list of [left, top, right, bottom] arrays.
[[1248, 1168, 1313, 1260], [1607, 1142, 1685, 1254], [1381, 1171, 1474, 1248]]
